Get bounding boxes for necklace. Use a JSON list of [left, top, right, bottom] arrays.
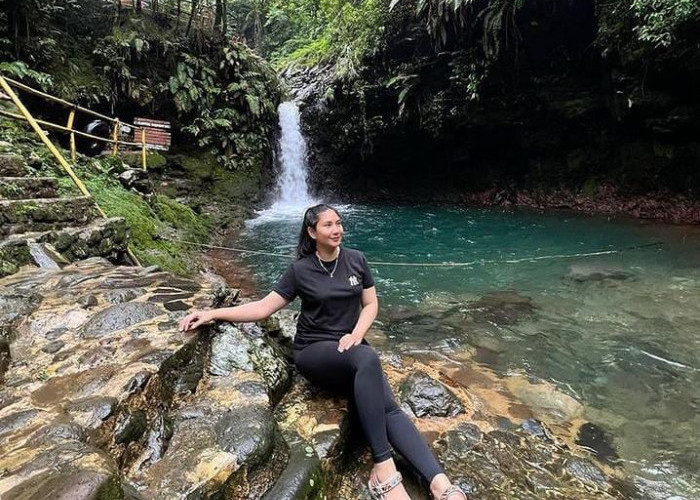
[[315, 247, 340, 278]]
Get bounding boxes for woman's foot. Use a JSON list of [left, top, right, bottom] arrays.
[[430, 473, 467, 500], [369, 458, 411, 499]]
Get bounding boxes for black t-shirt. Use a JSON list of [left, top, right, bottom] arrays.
[[272, 247, 375, 347]]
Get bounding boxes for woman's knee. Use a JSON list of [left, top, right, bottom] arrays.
[[349, 345, 381, 373]]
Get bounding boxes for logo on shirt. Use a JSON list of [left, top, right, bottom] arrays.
[[348, 275, 360, 287]]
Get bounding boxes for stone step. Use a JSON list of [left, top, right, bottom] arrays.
[[0, 177, 59, 200], [0, 154, 28, 177], [0, 196, 101, 236], [0, 217, 128, 277]]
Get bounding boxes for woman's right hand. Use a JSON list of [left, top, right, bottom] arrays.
[[179, 310, 214, 332]]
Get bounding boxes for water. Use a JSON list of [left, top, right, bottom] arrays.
[[237, 204, 700, 498], [260, 101, 317, 218]]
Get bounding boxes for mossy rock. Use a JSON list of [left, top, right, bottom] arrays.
[[119, 151, 167, 171]]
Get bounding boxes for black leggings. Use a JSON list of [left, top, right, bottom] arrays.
[[293, 341, 444, 482]]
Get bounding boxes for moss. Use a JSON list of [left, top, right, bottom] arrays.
[[119, 151, 167, 171], [176, 149, 265, 203], [83, 175, 207, 276], [152, 194, 212, 243]]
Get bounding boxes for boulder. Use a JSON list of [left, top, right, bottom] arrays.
[[399, 371, 465, 418]]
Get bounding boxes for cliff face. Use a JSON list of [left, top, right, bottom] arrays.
[[292, 0, 700, 206]]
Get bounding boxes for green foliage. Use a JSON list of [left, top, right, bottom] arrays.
[[170, 43, 282, 170], [631, 0, 699, 48], [269, 0, 387, 80], [0, 62, 53, 89]]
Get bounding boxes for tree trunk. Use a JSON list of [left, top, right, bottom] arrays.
[[215, 0, 223, 33], [222, 0, 227, 35], [186, 0, 197, 36]]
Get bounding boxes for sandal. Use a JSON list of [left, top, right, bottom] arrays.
[[437, 485, 467, 500], [368, 470, 403, 500]]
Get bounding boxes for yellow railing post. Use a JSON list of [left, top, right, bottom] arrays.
[[112, 119, 120, 156], [141, 128, 147, 171], [67, 107, 76, 162]]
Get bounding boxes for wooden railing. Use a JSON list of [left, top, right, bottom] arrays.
[[0, 76, 151, 170]]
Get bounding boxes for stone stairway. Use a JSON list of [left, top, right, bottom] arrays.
[[0, 152, 129, 277]]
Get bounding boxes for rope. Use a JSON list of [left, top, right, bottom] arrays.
[[159, 236, 663, 268]]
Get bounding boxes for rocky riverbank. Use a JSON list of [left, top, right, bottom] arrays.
[[0, 256, 642, 499]]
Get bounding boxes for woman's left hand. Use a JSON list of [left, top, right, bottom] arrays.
[[338, 333, 362, 353]]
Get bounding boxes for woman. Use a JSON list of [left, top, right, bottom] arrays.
[[180, 204, 466, 500]]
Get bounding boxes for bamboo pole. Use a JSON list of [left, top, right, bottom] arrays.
[[141, 128, 147, 171], [67, 108, 76, 162], [0, 109, 143, 147], [112, 119, 120, 156], [2, 77, 139, 130]]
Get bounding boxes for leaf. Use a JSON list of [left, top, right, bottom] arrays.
[[389, 0, 402, 11], [245, 95, 260, 117], [398, 85, 412, 104]]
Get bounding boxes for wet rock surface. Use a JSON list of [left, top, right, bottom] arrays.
[[400, 371, 465, 417], [0, 259, 637, 499]]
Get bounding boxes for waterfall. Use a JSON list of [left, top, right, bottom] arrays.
[[270, 101, 316, 211]]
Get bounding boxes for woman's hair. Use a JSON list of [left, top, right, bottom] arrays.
[[297, 204, 340, 259]]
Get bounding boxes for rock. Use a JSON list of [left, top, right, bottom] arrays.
[[0, 442, 122, 499], [567, 264, 633, 282], [215, 403, 276, 466], [467, 291, 538, 326], [209, 323, 253, 375], [0, 154, 26, 176], [80, 302, 164, 337], [65, 396, 117, 429], [211, 283, 240, 307], [45, 327, 68, 340], [440, 423, 483, 461], [399, 371, 465, 418], [104, 288, 145, 304], [0, 409, 40, 438], [114, 410, 148, 445], [563, 457, 609, 488], [249, 336, 292, 405], [123, 370, 152, 395], [519, 419, 553, 442], [261, 431, 323, 500], [0, 291, 42, 325], [261, 309, 298, 362], [41, 339, 65, 354], [118, 169, 152, 194], [505, 377, 583, 423], [26, 419, 86, 447], [575, 422, 619, 464], [78, 294, 99, 309]]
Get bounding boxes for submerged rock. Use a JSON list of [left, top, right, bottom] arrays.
[[567, 264, 634, 282], [467, 290, 538, 326], [399, 371, 465, 418], [576, 422, 620, 464]]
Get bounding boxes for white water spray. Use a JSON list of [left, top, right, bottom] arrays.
[[268, 101, 316, 213]]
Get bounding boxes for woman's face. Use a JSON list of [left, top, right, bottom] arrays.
[[309, 209, 343, 250]]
